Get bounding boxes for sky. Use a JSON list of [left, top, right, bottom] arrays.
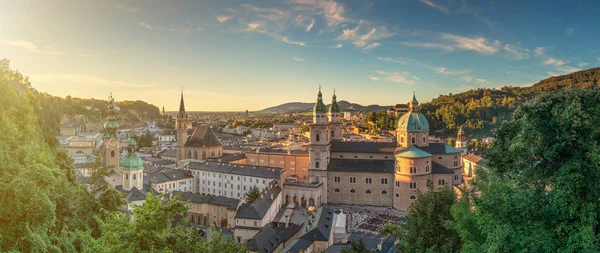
[[1, 0, 599, 111]]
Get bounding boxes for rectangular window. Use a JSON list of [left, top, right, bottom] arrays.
[[438, 179, 445, 186], [409, 182, 417, 189], [334, 176, 341, 183], [425, 166, 430, 173], [350, 177, 356, 184], [454, 161, 459, 167], [381, 178, 388, 184], [395, 181, 400, 187], [316, 162, 320, 169], [410, 167, 417, 174], [365, 177, 372, 184], [412, 137, 416, 144], [454, 174, 460, 181]]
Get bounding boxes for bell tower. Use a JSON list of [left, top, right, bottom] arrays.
[[328, 89, 342, 141], [103, 93, 120, 172], [308, 86, 331, 205], [455, 125, 468, 156], [176, 88, 189, 161]]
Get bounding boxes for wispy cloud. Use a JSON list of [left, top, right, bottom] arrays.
[[306, 19, 314, 32], [419, 0, 449, 14], [291, 56, 306, 62], [370, 70, 417, 85], [339, 23, 394, 48], [377, 57, 415, 65], [543, 57, 567, 66], [290, 0, 347, 27], [504, 44, 530, 60], [548, 66, 581, 76], [435, 67, 471, 75], [281, 37, 306, 46], [217, 15, 231, 23], [246, 22, 261, 31], [364, 42, 381, 50], [577, 62, 588, 68], [0, 40, 61, 55], [138, 21, 192, 33], [461, 75, 490, 84], [440, 33, 500, 54], [398, 41, 455, 52], [534, 47, 545, 57]]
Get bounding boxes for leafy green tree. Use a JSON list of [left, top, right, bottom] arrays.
[[382, 179, 461, 253], [451, 88, 600, 252], [245, 186, 261, 204]]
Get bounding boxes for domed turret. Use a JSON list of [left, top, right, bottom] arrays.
[[397, 92, 429, 131], [328, 90, 341, 113], [121, 137, 143, 171], [313, 86, 327, 113]]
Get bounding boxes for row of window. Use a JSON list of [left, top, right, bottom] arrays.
[[333, 176, 388, 185], [334, 188, 388, 195]]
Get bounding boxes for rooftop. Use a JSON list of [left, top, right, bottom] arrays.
[[236, 183, 282, 220], [298, 206, 334, 242], [328, 158, 395, 173], [246, 223, 301, 253], [185, 125, 223, 147], [188, 161, 283, 179], [330, 141, 397, 154], [175, 191, 239, 210]]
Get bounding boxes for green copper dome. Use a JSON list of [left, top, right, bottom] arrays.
[[313, 87, 327, 113], [397, 112, 429, 131], [395, 146, 432, 158], [121, 138, 143, 171], [103, 94, 119, 139], [328, 91, 341, 113]]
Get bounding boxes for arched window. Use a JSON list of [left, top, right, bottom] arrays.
[[316, 134, 320, 142], [125, 174, 128, 180], [193, 150, 198, 160], [202, 151, 207, 160], [334, 188, 340, 192], [133, 174, 136, 180], [382, 190, 388, 195], [409, 195, 416, 200], [187, 150, 192, 159], [111, 150, 115, 158], [331, 131, 334, 137], [211, 151, 215, 157], [366, 190, 371, 194], [350, 189, 356, 193], [395, 193, 400, 198], [411, 137, 416, 144]]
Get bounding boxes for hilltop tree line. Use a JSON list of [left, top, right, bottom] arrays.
[[0, 59, 245, 252]]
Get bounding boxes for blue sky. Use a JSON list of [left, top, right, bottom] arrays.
[[1, 0, 598, 111]]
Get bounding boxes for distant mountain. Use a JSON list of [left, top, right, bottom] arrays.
[[256, 100, 391, 114]]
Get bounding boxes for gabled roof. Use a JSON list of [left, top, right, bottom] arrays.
[[281, 239, 313, 253], [175, 191, 239, 210], [463, 153, 486, 165], [188, 162, 282, 179], [185, 125, 223, 147], [394, 146, 432, 158], [157, 148, 177, 157], [299, 207, 334, 242], [246, 223, 301, 253], [236, 184, 282, 220], [328, 158, 395, 173], [330, 141, 397, 154]]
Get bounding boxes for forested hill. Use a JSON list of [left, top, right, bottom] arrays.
[[420, 67, 600, 137]]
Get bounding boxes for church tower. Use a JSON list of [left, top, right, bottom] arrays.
[[328, 90, 342, 141], [396, 92, 429, 148], [308, 86, 330, 206], [455, 125, 467, 156], [103, 93, 120, 172], [120, 138, 144, 191], [176, 88, 189, 161]]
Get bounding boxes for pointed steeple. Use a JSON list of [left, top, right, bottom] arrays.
[[313, 85, 327, 113], [408, 91, 420, 112], [103, 93, 119, 139], [178, 87, 186, 118], [328, 89, 340, 113], [162, 106, 166, 116]]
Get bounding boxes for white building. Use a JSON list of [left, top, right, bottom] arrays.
[[186, 161, 284, 199], [234, 182, 283, 242]]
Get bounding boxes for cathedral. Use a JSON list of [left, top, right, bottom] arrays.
[[284, 88, 464, 211], [175, 90, 223, 162]]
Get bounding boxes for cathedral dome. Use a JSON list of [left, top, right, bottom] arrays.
[[397, 92, 429, 131], [121, 138, 143, 170]]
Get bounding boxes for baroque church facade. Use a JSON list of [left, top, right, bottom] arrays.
[[284, 88, 464, 211]]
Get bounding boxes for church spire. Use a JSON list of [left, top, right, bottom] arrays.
[[313, 85, 327, 113], [178, 87, 186, 118], [103, 93, 119, 139], [328, 88, 340, 113], [408, 91, 420, 112]]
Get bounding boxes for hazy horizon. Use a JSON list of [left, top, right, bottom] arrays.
[[2, 0, 598, 111]]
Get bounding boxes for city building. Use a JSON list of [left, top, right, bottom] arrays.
[[281, 207, 335, 253], [462, 153, 487, 184], [176, 191, 239, 229], [146, 167, 194, 193], [234, 182, 283, 242], [186, 161, 284, 199], [246, 222, 301, 253]]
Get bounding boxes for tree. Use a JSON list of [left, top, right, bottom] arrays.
[[382, 179, 461, 253], [245, 186, 261, 204], [451, 88, 600, 252], [341, 239, 374, 253], [299, 124, 309, 133]]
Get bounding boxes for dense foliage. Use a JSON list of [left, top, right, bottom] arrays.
[[244, 186, 261, 204], [450, 88, 600, 252], [133, 131, 154, 148], [0, 59, 244, 252], [382, 180, 461, 253], [363, 110, 396, 132], [420, 67, 600, 137]]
